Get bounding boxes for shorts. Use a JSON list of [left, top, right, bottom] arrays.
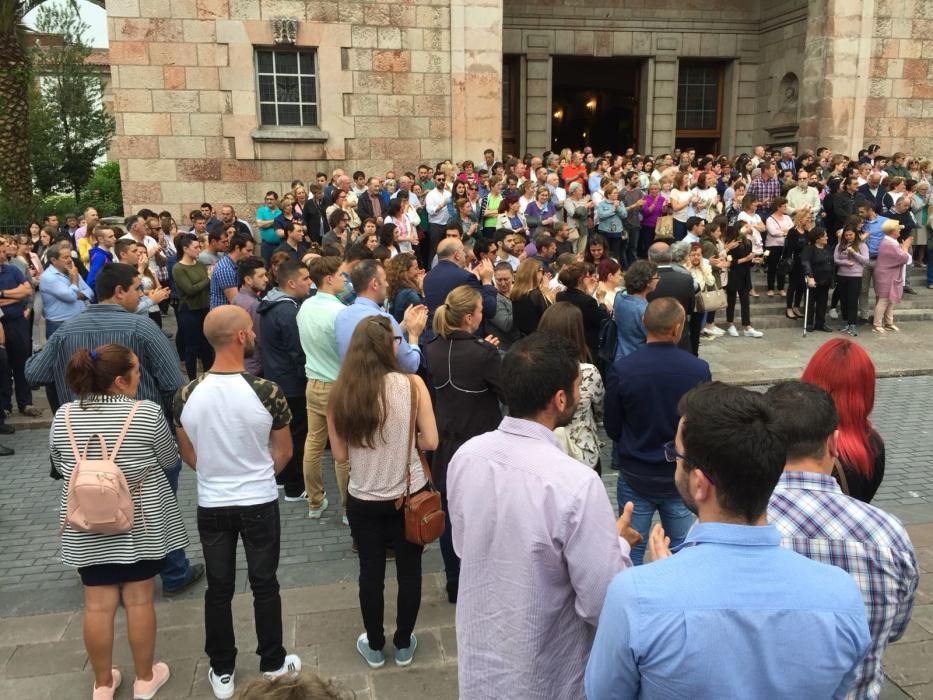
[[78, 558, 165, 587]]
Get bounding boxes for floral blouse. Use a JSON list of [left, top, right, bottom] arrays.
[[566, 363, 605, 469]]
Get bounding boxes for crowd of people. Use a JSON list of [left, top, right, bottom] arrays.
[[18, 143, 924, 699]]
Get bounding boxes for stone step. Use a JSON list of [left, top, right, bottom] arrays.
[[723, 308, 933, 330], [741, 298, 933, 316]]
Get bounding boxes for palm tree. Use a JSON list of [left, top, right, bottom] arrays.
[[0, 0, 102, 216]]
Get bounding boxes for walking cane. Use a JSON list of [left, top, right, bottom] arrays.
[[802, 284, 810, 338]]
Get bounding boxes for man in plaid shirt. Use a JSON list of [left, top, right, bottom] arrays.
[[766, 382, 918, 700], [746, 160, 782, 219]]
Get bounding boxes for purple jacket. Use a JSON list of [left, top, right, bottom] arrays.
[[641, 194, 666, 228], [833, 242, 869, 278]]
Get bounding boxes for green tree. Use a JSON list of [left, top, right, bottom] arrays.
[[30, 1, 114, 205]]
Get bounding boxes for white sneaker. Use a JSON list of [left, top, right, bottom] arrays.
[[726, 325, 739, 337], [208, 668, 235, 700], [710, 325, 725, 336], [743, 327, 764, 338], [308, 496, 328, 519], [263, 654, 301, 680], [829, 308, 839, 319], [342, 514, 349, 526], [283, 490, 307, 503], [701, 327, 715, 336]]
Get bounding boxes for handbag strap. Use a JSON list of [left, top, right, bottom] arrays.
[[404, 376, 435, 494], [832, 458, 850, 495]]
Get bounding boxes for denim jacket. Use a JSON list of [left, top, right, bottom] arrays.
[[596, 199, 626, 235]]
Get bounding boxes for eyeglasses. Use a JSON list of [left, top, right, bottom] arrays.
[[393, 335, 403, 344], [663, 441, 716, 485], [136, 284, 145, 292]]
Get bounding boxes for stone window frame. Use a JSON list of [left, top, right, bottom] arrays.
[[251, 46, 329, 143]]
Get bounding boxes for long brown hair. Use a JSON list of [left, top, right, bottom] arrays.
[[385, 252, 418, 301], [329, 316, 400, 449], [537, 302, 592, 363]]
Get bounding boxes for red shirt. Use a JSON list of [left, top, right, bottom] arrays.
[[561, 164, 587, 188]]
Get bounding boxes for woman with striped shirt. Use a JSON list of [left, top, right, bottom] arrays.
[[50, 343, 187, 700]]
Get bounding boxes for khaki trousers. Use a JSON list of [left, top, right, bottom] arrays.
[[873, 297, 895, 328], [303, 379, 349, 512]]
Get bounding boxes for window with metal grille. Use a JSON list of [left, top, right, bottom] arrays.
[[676, 63, 721, 131], [255, 49, 319, 127]]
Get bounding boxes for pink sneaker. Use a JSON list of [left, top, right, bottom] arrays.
[[92, 668, 121, 700], [133, 662, 170, 700]]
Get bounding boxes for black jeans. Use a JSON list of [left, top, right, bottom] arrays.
[[726, 287, 751, 327], [806, 284, 830, 328], [428, 223, 446, 266], [765, 246, 785, 291], [836, 275, 862, 325], [177, 305, 214, 380], [0, 315, 31, 411], [438, 490, 459, 585], [347, 493, 423, 651], [279, 395, 307, 498], [197, 500, 285, 675]]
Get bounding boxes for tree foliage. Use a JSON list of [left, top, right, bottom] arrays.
[[29, 1, 114, 204]]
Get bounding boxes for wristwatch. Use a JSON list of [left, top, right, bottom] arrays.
[[0, 290, 6, 298]]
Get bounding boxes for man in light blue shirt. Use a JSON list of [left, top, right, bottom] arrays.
[[585, 382, 870, 700], [857, 198, 888, 320], [334, 260, 426, 373], [39, 242, 93, 338]]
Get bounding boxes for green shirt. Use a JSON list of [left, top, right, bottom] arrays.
[[172, 261, 210, 310], [297, 291, 345, 382]]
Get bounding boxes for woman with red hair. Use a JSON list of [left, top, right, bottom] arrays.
[[800, 338, 885, 502]]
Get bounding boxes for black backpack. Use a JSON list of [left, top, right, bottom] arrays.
[[597, 317, 618, 364]]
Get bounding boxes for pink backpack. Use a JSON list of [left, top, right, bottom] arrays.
[[59, 401, 142, 535]]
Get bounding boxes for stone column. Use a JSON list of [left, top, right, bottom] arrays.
[[798, 0, 874, 154], [649, 56, 677, 153], [450, 0, 503, 162], [524, 53, 551, 153]]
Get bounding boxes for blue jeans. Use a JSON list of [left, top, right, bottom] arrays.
[[45, 320, 63, 339], [160, 459, 193, 590], [617, 477, 695, 565], [928, 245, 933, 285]]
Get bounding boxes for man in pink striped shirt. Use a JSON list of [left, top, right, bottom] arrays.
[[448, 332, 638, 700]]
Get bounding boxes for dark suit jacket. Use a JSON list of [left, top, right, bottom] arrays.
[[302, 198, 329, 243], [647, 266, 695, 353], [356, 192, 384, 223], [857, 184, 887, 214], [422, 260, 497, 339], [555, 286, 610, 362]]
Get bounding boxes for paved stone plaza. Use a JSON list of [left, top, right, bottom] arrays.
[[0, 374, 931, 698]]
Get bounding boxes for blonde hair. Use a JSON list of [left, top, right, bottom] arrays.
[[433, 285, 481, 337], [239, 672, 354, 700], [792, 209, 811, 229], [511, 257, 541, 300]]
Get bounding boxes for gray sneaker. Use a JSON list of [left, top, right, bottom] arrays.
[[357, 633, 385, 669], [394, 633, 418, 667], [308, 495, 328, 519]]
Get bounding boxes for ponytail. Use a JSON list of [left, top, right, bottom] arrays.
[[64, 344, 136, 398], [432, 285, 481, 338]]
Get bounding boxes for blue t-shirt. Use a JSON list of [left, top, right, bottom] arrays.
[[256, 206, 281, 243], [0, 262, 27, 318]]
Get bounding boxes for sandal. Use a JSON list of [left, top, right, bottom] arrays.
[[785, 310, 797, 320]]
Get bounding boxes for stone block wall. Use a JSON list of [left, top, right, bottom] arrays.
[[108, 0, 503, 222], [863, 0, 933, 157]]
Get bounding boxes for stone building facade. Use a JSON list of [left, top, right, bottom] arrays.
[[106, 0, 930, 222]]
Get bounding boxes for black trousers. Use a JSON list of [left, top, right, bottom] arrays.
[[806, 284, 830, 328], [786, 270, 805, 310], [197, 500, 285, 675], [177, 305, 214, 380], [0, 315, 31, 411], [638, 226, 655, 259], [688, 312, 702, 356], [766, 246, 786, 291], [438, 489, 459, 585], [279, 395, 307, 498], [347, 493, 423, 651], [836, 276, 862, 324], [428, 223, 446, 266], [726, 287, 751, 327]]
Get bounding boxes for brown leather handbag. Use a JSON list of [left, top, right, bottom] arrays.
[[395, 376, 446, 546]]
